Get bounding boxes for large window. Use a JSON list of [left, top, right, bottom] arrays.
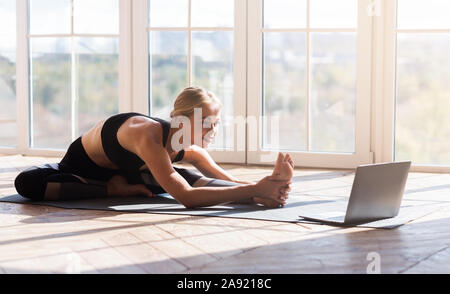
[[262, 0, 358, 153], [0, 0, 16, 147], [247, 0, 372, 168], [394, 0, 450, 166], [146, 0, 236, 150], [28, 0, 119, 149], [1, 0, 449, 171]]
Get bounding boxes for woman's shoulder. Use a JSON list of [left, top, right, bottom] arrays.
[[116, 114, 167, 150], [114, 112, 164, 127]]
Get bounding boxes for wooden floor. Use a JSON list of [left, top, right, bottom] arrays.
[[1, 154, 450, 274]]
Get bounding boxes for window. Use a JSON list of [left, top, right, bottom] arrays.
[[394, 0, 450, 166], [146, 0, 235, 150], [262, 0, 358, 153], [248, 0, 372, 167], [133, 0, 246, 161], [0, 0, 16, 147], [1, 0, 449, 172], [28, 0, 119, 149]]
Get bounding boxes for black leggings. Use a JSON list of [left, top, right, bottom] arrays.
[[14, 137, 204, 201]]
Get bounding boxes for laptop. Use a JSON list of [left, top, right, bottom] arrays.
[[298, 161, 411, 225]]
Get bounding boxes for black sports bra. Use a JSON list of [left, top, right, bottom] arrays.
[[100, 112, 185, 184]]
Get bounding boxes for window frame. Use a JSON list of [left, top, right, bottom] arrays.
[[373, 0, 450, 172], [132, 0, 247, 163], [247, 0, 374, 168], [1, 0, 449, 172], [0, 0, 132, 157]]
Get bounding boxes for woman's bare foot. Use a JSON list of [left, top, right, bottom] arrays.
[[272, 152, 294, 181], [250, 154, 293, 208], [107, 175, 155, 198]]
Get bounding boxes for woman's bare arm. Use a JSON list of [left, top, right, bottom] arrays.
[[182, 145, 235, 180], [132, 127, 287, 208], [136, 142, 257, 208], [183, 145, 248, 183]]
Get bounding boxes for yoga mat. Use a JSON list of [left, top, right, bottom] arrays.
[[0, 193, 444, 229]]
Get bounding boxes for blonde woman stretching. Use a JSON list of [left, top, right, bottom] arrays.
[[14, 87, 293, 208]]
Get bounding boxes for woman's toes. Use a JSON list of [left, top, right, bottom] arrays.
[[286, 154, 294, 168], [276, 152, 284, 164], [285, 153, 291, 162], [272, 152, 284, 175]]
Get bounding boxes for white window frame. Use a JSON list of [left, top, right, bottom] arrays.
[[372, 0, 450, 173], [2, 0, 449, 173], [0, 0, 132, 157], [132, 0, 247, 163], [247, 0, 374, 169]]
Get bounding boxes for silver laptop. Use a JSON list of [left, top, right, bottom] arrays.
[[298, 161, 411, 225]]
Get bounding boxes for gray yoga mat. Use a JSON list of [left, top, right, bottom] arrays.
[[0, 193, 443, 229]]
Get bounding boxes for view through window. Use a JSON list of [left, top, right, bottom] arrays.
[[395, 0, 450, 165], [0, 0, 17, 147], [29, 0, 119, 149], [147, 0, 234, 149], [262, 0, 358, 153]]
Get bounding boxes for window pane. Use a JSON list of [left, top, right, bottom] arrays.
[[149, 31, 188, 119], [0, 0, 15, 35], [310, 0, 357, 28], [398, 0, 450, 29], [395, 34, 450, 165], [191, 0, 233, 28], [263, 33, 306, 151], [29, 0, 71, 34], [0, 0, 16, 147], [148, 0, 188, 27], [263, 0, 306, 29], [75, 38, 119, 136], [30, 38, 71, 149], [74, 0, 119, 34], [310, 33, 356, 153], [192, 31, 234, 149]]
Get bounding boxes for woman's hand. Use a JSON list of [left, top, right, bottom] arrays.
[[232, 179, 291, 208], [255, 175, 291, 205], [253, 183, 291, 208], [107, 175, 155, 198]]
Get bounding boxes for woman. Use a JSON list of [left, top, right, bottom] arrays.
[[14, 87, 293, 208]]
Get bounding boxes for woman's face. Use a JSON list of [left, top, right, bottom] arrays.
[[189, 103, 221, 148]]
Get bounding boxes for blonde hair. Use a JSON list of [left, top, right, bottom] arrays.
[[170, 87, 223, 118]]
